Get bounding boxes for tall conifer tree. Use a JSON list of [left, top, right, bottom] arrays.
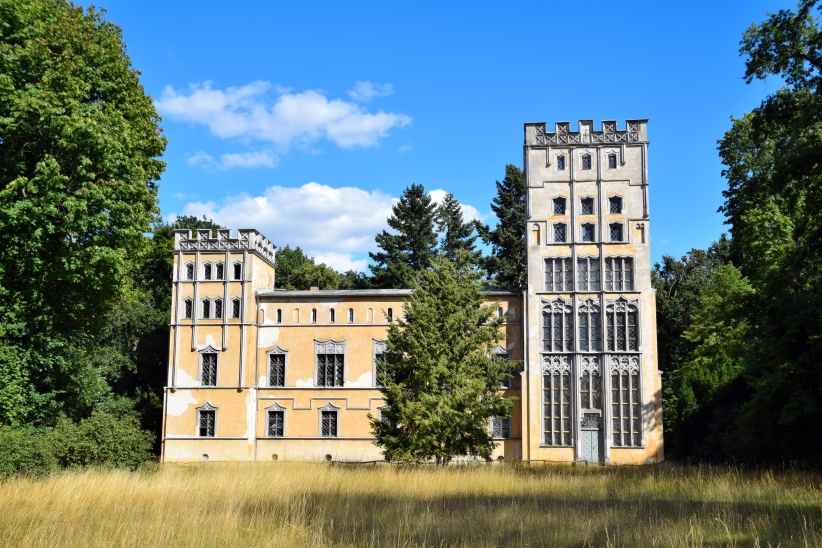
[[369, 183, 437, 288], [372, 257, 514, 464], [436, 192, 481, 267], [476, 165, 527, 289]]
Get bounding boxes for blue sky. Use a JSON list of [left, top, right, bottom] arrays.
[[85, 1, 789, 271]]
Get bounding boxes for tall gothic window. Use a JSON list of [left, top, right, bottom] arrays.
[[348, 308, 354, 323], [203, 263, 212, 280], [231, 298, 241, 319], [330, 308, 336, 323], [214, 298, 223, 319], [606, 299, 639, 352], [576, 257, 601, 291], [553, 197, 566, 215], [543, 356, 571, 445], [611, 356, 642, 447], [542, 299, 573, 352], [609, 196, 623, 214], [185, 263, 194, 280], [201, 352, 217, 386], [269, 352, 286, 387], [604, 257, 634, 291], [198, 405, 215, 437], [491, 415, 512, 438], [581, 223, 596, 242], [608, 153, 618, 169], [553, 223, 567, 243], [581, 197, 594, 215], [544, 258, 572, 292], [610, 223, 624, 242], [578, 300, 602, 352], [202, 299, 211, 319], [233, 262, 242, 280], [276, 308, 283, 324], [579, 357, 602, 410], [316, 341, 344, 387], [557, 154, 566, 171], [311, 308, 317, 323], [216, 262, 224, 280], [267, 407, 285, 437], [184, 298, 193, 319], [581, 153, 592, 170], [320, 407, 339, 437], [374, 341, 387, 387]]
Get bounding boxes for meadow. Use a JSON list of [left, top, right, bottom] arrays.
[[0, 462, 820, 547]]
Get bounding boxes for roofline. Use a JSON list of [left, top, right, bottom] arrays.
[[255, 288, 519, 299]]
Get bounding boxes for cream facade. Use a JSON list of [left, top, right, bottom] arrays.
[[161, 119, 663, 464]]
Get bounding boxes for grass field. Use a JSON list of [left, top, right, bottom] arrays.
[[0, 463, 820, 547]]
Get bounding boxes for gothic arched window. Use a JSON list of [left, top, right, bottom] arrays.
[[542, 299, 573, 352]]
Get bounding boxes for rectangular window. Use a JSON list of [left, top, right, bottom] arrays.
[[201, 353, 217, 386], [553, 197, 566, 215], [581, 154, 592, 170], [606, 304, 639, 351], [232, 299, 241, 319], [267, 409, 284, 437], [557, 155, 566, 171], [608, 154, 617, 169], [581, 223, 596, 242], [269, 354, 286, 387], [321, 410, 338, 437], [542, 304, 573, 352], [609, 196, 623, 214], [576, 257, 601, 291], [553, 223, 567, 243], [578, 304, 603, 352], [198, 409, 215, 437], [216, 263, 224, 280], [611, 366, 641, 447], [317, 353, 344, 387], [186, 263, 194, 280], [311, 308, 317, 323], [374, 341, 387, 387], [184, 299, 193, 319], [214, 299, 223, 319], [202, 299, 211, 319], [604, 258, 635, 291], [204, 263, 212, 280], [491, 415, 512, 439], [581, 197, 594, 215], [348, 308, 354, 323], [580, 368, 603, 410], [387, 308, 393, 322], [544, 258, 572, 292], [276, 308, 283, 324], [543, 363, 571, 445], [330, 309, 336, 323], [233, 262, 242, 280], [610, 223, 624, 242]]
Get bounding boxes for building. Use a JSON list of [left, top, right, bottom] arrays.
[[161, 119, 663, 464]]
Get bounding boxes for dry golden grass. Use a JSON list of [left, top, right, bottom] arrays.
[[0, 462, 820, 547]]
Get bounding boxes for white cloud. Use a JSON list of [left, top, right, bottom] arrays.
[[172, 182, 484, 273], [186, 150, 278, 170], [156, 81, 411, 149], [347, 81, 395, 102], [429, 188, 483, 222]]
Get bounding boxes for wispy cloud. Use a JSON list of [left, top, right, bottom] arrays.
[[156, 81, 411, 149], [347, 81, 395, 102], [186, 150, 278, 170]]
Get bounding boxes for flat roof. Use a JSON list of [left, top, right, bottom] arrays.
[[255, 288, 519, 299]]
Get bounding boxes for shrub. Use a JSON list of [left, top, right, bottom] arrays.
[[51, 411, 154, 470], [0, 426, 57, 478]]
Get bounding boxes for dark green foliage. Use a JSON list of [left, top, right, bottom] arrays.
[[50, 411, 154, 469], [476, 165, 527, 290], [0, 426, 57, 478], [275, 245, 369, 290], [435, 192, 481, 268], [372, 258, 515, 464], [370, 183, 438, 288]]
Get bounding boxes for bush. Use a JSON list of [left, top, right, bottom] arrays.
[[51, 411, 154, 470], [0, 426, 57, 478]]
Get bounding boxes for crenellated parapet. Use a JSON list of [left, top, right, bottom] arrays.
[[173, 228, 276, 266], [524, 119, 648, 147]]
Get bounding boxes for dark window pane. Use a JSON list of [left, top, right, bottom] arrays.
[[610, 223, 624, 242], [553, 197, 566, 215], [581, 198, 594, 215], [268, 410, 284, 437], [554, 224, 566, 242], [609, 196, 622, 214]]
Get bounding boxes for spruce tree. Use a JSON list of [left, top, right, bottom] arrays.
[[369, 183, 437, 288], [476, 165, 527, 289], [372, 257, 515, 464], [436, 192, 481, 267]]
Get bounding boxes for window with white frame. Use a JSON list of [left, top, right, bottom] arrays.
[[606, 299, 639, 352], [216, 262, 224, 280], [267, 406, 285, 437], [553, 223, 567, 243], [202, 299, 211, 319], [579, 356, 602, 410], [184, 298, 193, 319], [609, 196, 623, 214], [553, 197, 566, 215], [201, 352, 217, 386], [604, 257, 634, 291], [198, 404, 216, 437], [557, 154, 566, 171], [231, 298, 241, 319], [490, 415, 512, 438], [543, 355, 571, 446], [610, 223, 624, 242], [374, 340, 386, 387], [581, 153, 592, 170], [611, 355, 641, 447], [214, 298, 223, 319], [581, 223, 596, 242], [320, 406, 339, 437], [269, 351, 286, 387], [203, 263, 212, 280], [185, 263, 194, 280], [542, 299, 573, 352], [578, 299, 603, 352], [576, 257, 601, 291], [580, 197, 594, 215], [608, 153, 617, 169], [316, 341, 344, 387], [544, 258, 572, 292], [233, 262, 242, 280]]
